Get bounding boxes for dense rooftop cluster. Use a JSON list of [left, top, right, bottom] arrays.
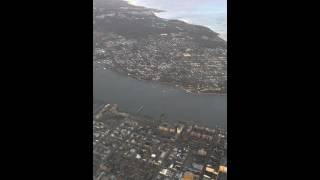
[[93, 104, 227, 180]]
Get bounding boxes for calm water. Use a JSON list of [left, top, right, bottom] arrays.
[[93, 66, 227, 128], [127, 0, 227, 41]]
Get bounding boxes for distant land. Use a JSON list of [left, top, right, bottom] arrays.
[[126, 0, 227, 41], [93, 0, 227, 94]]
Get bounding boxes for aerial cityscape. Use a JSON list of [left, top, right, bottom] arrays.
[[93, 0, 227, 94], [93, 103, 227, 180], [93, 0, 227, 179]]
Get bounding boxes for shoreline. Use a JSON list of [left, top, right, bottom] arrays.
[[94, 66, 227, 96], [126, 0, 227, 41], [95, 103, 227, 130]]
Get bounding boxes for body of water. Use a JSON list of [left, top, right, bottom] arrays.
[[93, 65, 227, 128], [127, 0, 227, 41]]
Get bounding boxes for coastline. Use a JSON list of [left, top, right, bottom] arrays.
[[126, 0, 227, 41], [121, 0, 227, 95]]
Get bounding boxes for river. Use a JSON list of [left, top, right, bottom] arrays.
[[93, 64, 227, 128]]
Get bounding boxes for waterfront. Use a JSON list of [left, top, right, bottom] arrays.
[[93, 103, 227, 180], [93, 68, 227, 128]]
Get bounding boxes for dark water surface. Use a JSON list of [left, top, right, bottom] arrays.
[[93, 66, 227, 128]]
